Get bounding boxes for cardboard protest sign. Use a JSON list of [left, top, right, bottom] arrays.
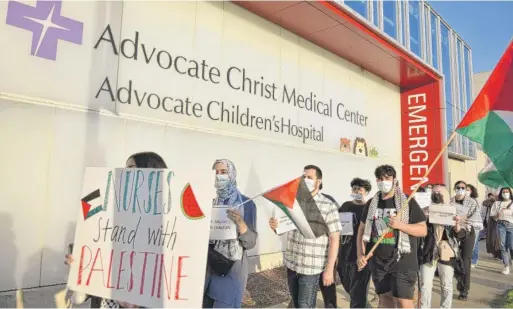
[[67, 168, 213, 308], [429, 205, 456, 226], [209, 206, 237, 240], [339, 213, 354, 236], [414, 192, 432, 208]]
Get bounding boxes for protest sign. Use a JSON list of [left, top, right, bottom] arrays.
[[414, 192, 432, 208], [274, 209, 296, 235], [67, 168, 213, 308], [209, 206, 237, 240], [429, 205, 456, 226], [339, 213, 354, 236]]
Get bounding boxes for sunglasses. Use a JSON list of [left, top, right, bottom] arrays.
[[456, 186, 466, 190]]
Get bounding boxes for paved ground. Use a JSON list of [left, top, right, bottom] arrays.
[[1, 241, 511, 308]]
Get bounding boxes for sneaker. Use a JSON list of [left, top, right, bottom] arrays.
[[471, 264, 477, 268], [458, 294, 468, 301], [502, 266, 510, 275]]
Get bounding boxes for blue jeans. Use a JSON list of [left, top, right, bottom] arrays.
[[471, 228, 483, 265], [498, 221, 513, 266], [287, 268, 321, 308]]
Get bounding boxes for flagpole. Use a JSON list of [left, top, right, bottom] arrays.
[[363, 131, 458, 260], [228, 177, 302, 210]]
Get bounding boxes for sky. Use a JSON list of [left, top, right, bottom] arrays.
[[429, 1, 513, 73]]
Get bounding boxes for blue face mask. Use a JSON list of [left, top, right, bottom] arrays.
[[351, 193, 363, 201], [215, 174, 230, 190]]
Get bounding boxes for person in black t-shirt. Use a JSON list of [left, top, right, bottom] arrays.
[[337, 178, 373, 308], [356, 165, 427, 308]]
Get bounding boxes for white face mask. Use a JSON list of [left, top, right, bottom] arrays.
[[304, 178, 317, 192], [351, 193, 363, 201], [215, 174, 230, 190], [503, 193, 511, 200], [456, 189, 466, 197], [378, 181, 394, 194]]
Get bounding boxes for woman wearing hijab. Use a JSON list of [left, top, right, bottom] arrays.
[[451, 181, 480, 301], [419, 186, 466, 308], [490, 187, 513, 275], [64, 152, 167, 308], [203, 159, 258, 308]]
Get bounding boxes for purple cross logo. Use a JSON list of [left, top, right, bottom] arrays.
[[6, 0, 83, 61]]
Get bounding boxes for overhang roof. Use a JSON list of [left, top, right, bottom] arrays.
[[234, 1, 442, 90]]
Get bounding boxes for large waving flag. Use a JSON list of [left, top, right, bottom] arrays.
[[456, 40, 513, 188], [478, 161, 510, 189], [263, 177, 328, 239]]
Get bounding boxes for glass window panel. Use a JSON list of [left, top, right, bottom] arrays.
[[373, 0, 380, 27], [408, 0, 421, 57], [424, 5, 429, 61], [441, 23, 454, 149], [461, 111, 468, 154], [464, 47, 473, 109], [345, 0, 368, 19], [383, 1, 397, 38], [430, 12, 439, 70], [457, 40, 465, 113]]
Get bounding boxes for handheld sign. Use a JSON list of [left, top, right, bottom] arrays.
[[274, 209, 296, 235], [209, 206, 237, 240], [339, 213, 354, 236], [67, 168, 213, 308], [414, 192, 432, 209], [429, 205, 456, 226]]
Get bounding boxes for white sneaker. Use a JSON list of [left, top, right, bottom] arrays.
[[471, 264, 476, 268], [502, 266, 510, 275]]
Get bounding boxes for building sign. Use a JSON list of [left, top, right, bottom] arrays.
[[400, 82, 445, 193]]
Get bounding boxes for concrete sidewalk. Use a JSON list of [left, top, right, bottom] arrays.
[[245, 241, 511, 308], [1, 242, 511, 308]]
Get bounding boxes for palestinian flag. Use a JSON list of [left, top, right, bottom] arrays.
[[263, 177, 328, 239], [478, 161, 510, 189], [456, 40, 513, 188]]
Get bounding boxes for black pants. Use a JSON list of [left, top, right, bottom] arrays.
[[318, 262, 371, 308], [457, 227, 476, 296]]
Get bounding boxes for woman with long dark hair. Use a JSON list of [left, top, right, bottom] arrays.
[[65, 152, 167, 308], [419, 185, 466, 308], [490, 187, 513, 275]]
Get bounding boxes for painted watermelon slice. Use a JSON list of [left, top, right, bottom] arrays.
[[181, 183, 205, 220]]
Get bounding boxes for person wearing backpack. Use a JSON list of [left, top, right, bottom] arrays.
[[419, 186, 467, 308], [490, 187, 513, 275]]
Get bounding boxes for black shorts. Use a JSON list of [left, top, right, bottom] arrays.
[[369, 260, 417, 299]]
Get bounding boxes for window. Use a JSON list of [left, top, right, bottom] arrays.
[[464, 47, 473, 109], [457, 40, 465, 110], [345, 0, 368, 19], [373, 0, 380, 27], [464, 46, 475, 157], [461, 112, 468, 154], [383, 0, 397, 38], [430, 12, 439, 70], [423, 5, 429, 62], [408, 0, 421, 57], [441, 23, 454, 149]]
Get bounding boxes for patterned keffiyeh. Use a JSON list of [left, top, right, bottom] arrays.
[[363, 184, 411, 255], [451, 196, 482, 231], [211, 159, 244, 261]]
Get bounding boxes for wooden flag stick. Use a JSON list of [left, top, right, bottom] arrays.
[[364, 131, 458, 259], [16, 290, 24, 308]]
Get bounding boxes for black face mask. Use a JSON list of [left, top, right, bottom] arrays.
[[431, 192, 444, 204]]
